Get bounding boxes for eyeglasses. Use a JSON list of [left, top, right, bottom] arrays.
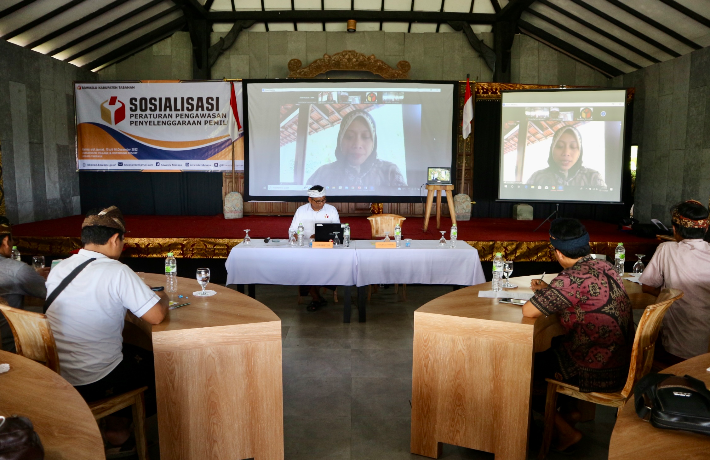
[[310, 198, 326, 204]]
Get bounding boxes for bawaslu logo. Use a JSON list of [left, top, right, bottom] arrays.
[[101, 96, 125, 125]]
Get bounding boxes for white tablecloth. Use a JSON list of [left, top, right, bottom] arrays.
[[225, 240, 357, 286], [350, 240, 486, 287]]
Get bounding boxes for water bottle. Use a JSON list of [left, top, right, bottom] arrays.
[[297, 222, 305, 247], [394, 224, 402, 248], [492, 252, 504, 292], [342, 223, 351, 247], [614, 243, 625, 276], [11, 246, 20, 262], [165, 252, 178, 294], [450, 224, 458, 248]]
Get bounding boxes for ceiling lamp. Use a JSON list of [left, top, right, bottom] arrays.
[[347, 19, 357, 32]]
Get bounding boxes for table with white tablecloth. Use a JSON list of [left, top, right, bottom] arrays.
[[350, 240, 486, 287], [225, 239, 485, 322]]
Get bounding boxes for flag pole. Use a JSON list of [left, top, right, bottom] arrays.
[[460, 74, 470, 194]]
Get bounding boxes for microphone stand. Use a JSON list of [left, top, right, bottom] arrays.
[[534, 203, 559, 232]]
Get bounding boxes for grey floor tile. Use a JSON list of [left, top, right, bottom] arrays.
[[352, 377, 412, 419], [351, 416, 416, 460], [284, 374, 351, 417], [284, 416, 351, 460], [282, 325, 290, 338], [352, 349, 413, 378], [283, 337, 352, 349], [350, 325, 414, 349], [283, 348, 352, 378]]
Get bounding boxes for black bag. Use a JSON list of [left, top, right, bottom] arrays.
[[0, 416, 44, 460], [634, 373, 710, 435]]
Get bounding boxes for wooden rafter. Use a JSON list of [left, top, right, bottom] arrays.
[[1, 0, 87, 40], [0, 0, 38, 20]]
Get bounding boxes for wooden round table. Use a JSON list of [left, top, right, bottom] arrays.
[[0, 350, 104, 460], [609, 353, 710, 460]]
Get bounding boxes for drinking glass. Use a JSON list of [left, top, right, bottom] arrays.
[[633, 254, 645, 274], [32, 256, 45, 270], [196, 268, 211, 296], [332, 231, 340, 246], [384, 232, 391, 242], [243, 229, 251, 246], [502, 261, 517, 288], [439, 231, 447, 246], [288, 230, 297, 247]]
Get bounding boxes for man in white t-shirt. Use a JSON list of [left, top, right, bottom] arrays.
[[640, 199, 710, 363], [288, 185, 340, 311], [46, 206, 169, 453]]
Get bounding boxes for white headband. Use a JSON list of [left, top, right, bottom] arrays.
[[308, 189, 325, 198]]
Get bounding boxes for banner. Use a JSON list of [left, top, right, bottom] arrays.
[[75, 81, 244, 171]]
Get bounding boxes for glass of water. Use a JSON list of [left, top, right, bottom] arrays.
[[633, 254, 645, 274], [502, 261, 517, 288], [32, 256, 45, 271], [439, 231, 447, 246], [196, 268, 210, 296], [243, 229, 251, 246], [288, 230, 297, 246], [332, 231, 340, 246]]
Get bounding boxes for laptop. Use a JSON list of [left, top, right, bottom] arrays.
[[427, 167, 452, 185], [314, 223, 344, 242]]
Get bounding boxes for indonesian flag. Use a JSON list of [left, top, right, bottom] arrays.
[[229, 81, 243, 141], [462, 77, 473, 139]]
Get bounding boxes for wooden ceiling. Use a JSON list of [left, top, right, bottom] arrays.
[[0, 0, 707, 76]]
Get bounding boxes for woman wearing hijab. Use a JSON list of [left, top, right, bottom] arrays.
[[526, 126, 607, 189], [307, 109, 407, 188]]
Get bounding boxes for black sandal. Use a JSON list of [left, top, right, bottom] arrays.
[[306, 300, 321, 312]]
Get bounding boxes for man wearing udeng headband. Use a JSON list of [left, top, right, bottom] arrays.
[[307, 109, 407, 188], [527, 126, 607, 189]]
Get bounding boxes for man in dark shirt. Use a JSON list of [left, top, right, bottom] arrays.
[[522, 218, 633, 452], [0, 218, 48, 351]]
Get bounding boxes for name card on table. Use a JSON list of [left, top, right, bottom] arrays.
[[312, 242, 333, 248], [375, 242, 397, 249]]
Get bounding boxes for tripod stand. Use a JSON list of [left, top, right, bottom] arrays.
[[534, 204, 560, 232]]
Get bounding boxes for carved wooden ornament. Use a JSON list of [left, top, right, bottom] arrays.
[[288, 50, 410, 79]]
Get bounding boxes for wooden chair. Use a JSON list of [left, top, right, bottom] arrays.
[[538, 289, 684, 459], [0, 305, 149, 460], [366, 214, 407, 301]]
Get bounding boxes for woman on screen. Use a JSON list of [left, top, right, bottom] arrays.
[[526, 126, 607, 189], [307, 110, 407, 188]]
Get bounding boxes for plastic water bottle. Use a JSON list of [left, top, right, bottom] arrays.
[[492, 252, 504, 292], [11, 246, 20, 262], [394, 224, 402, 248], [342, 223, 351, 247], [450, 224, 458, 248], [614, 243, 625, 276], [165, 252, 178, 294], [297, 222, 305, 247]]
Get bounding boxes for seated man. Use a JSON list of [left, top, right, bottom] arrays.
[[640, 199, 710, 363], [0, 217, 48, 352], [522, 218, 633, 452], [288, 185, 340, 311], [46, 206, 169, 455]]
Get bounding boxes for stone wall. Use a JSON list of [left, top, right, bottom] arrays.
[[611, 46, 710, 224], [511, 35, 611, 87], [0, 40, 96, 224]]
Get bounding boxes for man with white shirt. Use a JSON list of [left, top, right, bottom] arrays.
[[288, 185, 340, 311], [46, 206, 169, 454]]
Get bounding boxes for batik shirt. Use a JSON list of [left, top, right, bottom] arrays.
[[531, 256, 634, 392]]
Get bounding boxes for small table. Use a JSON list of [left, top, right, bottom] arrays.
[[423, 184, 456, 231], [0, 350, 104, 460], [609, 353, 710, 460]]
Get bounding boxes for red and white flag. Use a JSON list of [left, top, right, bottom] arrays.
[[229, 81, 243, 141], [462, 77, 473, 139]]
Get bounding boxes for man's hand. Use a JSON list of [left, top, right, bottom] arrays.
[[140, 290, 170, 325], [530, 279, 549, 291]]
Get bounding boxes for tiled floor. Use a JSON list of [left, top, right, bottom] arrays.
[[140, 284, 618, 460]]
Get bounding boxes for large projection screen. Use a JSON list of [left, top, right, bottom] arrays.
[[498, 89, 627, 203], [244, 80, 456, 202]]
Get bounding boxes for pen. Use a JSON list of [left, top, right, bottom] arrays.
[[169, 302, 190, 310], [540, 272, 546, 283]]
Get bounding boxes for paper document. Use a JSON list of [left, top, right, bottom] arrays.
[[478, 291, 533, 300]]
